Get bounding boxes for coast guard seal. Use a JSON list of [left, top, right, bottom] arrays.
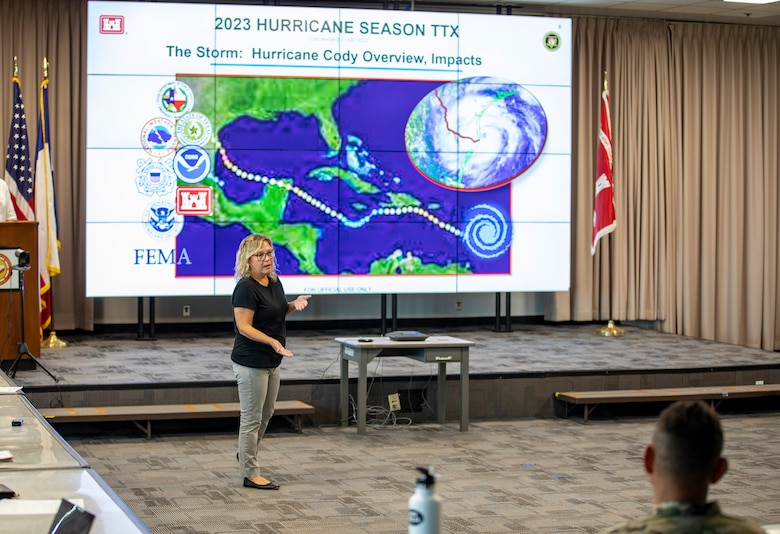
[[135, 158, 175, 196]]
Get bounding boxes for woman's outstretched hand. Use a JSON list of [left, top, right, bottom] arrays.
[[292, 295, 311, 311]]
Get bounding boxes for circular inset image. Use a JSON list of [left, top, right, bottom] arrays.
[[405, 77, 547, 191]]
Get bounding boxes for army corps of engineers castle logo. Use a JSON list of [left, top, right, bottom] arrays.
[[99, 15, 124, 34]]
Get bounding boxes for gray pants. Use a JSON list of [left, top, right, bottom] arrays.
[[233, 362, 280, 479]]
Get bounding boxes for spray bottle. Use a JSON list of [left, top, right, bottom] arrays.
[[408, 466, 441, 534]]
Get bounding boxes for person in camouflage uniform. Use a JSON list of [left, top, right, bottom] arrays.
[[601, 400, 766, 534]]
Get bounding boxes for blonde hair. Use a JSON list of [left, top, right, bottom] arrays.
[[234, 233, 278, 282]]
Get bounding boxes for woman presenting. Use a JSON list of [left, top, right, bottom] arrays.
[[231, 233, 310, 490]]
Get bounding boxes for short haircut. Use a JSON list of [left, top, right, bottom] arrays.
[[651, 401, 724, 490]]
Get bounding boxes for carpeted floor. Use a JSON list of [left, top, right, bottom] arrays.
[[6, 322, 780, 533], [62, 413, 780, 533], [6, 323, 779, 387]]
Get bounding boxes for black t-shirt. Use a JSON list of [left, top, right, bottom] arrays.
[[230, 276, 288, 368]]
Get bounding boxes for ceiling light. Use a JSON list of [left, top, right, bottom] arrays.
[[723, 0, 780, 4]]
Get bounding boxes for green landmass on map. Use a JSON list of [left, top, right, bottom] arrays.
[[369, 250, 469, 275], [177, 76, 472, 276], [180, 75, 360, 154]]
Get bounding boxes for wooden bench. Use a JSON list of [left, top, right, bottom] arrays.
[[39, 400, 315, 439], [555, 384, 780, 423]]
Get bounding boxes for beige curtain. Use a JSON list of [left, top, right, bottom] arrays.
[[0, 0, 92, 331], [2, 1, 779, 350], [548, 18, 674, 323], [669, 24, 780, 349], [548, 17, 780, 351]]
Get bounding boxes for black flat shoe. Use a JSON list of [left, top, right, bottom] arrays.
[[243, 477, 279, 490]]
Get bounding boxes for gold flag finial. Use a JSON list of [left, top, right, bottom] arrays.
[[603, 71, 608, 92], [43, 57, 49, 78], [13, 56, 18, 78]]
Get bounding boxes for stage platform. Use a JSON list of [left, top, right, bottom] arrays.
[[5, 322, 780, 425]]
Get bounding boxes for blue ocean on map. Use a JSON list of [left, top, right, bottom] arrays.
[[176, 79, 523, 279]]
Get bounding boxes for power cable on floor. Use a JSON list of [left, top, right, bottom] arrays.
[[348, 393, 412, 429]]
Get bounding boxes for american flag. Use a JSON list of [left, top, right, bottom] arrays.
[[4, 77, 35, 221]]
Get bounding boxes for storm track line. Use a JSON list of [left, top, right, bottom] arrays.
[[434, 89, 479, 144]]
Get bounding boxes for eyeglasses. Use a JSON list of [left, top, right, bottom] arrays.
[[252, 251, 275, 260]]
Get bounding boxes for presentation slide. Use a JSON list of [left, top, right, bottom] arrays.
[[85, 1, 572, 297]]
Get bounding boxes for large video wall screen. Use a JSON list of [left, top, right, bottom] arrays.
[[86, 1, 572, 297]]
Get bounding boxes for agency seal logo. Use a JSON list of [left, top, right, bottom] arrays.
[[99, 15, 124, 34], [543, 31, 562, 51], [173, 145, 211, 184], [141, 117, 177, 157], [135, 158, 175, 196], [158, 81, 194, 118], [176, 186, 213, 216], [143, 200, 184, 240], [0, 253, 13, 287], [175, 112, 212, 147]]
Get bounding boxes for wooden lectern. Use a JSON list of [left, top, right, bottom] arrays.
[[0, 221, 40, 362]]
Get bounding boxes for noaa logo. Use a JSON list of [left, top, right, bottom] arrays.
[[176, 112, 212, 147], [141, 117, 177, 157], [143, 200, 184, 240], [543, 31, 562, 51], [135, 158, 175, 196], [173, 145, 211, 184], [157, 81, 194, 118]]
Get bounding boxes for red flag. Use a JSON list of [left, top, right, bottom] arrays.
[[591, 77, 616, 255]]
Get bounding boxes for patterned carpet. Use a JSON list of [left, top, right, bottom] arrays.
[[62, 414, 780, 533], [6, 322, 777, 533], [6, 323, 778, 387]]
